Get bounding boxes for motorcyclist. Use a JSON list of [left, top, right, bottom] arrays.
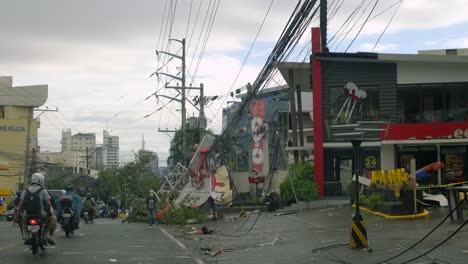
[[108, 197, 119, 209], [57, 184, 82, 229], [82, 193, 96, 223], [108, 197, 119, 218], [16, 173, 56, 245]]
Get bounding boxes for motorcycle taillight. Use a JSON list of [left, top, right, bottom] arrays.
[[29, 219, 38, 225]]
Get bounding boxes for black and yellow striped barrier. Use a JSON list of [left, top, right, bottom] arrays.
[[349, 220, 368, 249], [239, 210, 247, 218]]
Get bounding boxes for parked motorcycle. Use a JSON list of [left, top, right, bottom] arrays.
[[6, 209, 15, 222], [108, 206, 118, 219], [26, 216, 47, 255]]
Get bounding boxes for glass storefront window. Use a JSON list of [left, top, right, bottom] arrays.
[[445, 84, 468, 122], [441, 146, 467, 184], [399, 83, 468, 123]]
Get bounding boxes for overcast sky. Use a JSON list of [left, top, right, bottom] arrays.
[[1, 0, 467, 164]]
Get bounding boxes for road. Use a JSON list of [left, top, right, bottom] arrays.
[[0, 218, 203, 264]]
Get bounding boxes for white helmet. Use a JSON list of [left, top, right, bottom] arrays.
[[31, 172, 45, 187]]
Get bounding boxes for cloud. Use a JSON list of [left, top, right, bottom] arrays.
[[2, 0, 468, 164], [357, 42, 399, 52]]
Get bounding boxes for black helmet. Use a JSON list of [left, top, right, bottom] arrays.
[[65, 183, 74, 191], [86, 193, 92, 198]]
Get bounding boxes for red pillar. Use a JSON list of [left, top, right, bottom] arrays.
[[312, 27, 324, 196]]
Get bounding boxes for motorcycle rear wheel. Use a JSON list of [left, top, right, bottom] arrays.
[[31, 234, 38, 255]]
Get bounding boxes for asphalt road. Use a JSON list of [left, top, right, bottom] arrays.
[[0, 218, 203, 264]]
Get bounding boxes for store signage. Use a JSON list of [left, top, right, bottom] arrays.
[[0, 126, 25, 132], [251, 99, 265, 173], [381, 122, 468, 140], [453, 128, 468, 139]]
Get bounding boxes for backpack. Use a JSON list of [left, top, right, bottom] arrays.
[[24, 187, 44, 215], [83, 198, 94, 209]]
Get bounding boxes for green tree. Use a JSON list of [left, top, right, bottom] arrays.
[[280, 162, 318, 204], [169, 127, 200, 165], [98, 151, 161, 208]]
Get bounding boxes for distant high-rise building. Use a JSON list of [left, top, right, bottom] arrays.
[[61, 129, 96, 152], [103, 130, 119, 169], [94, 144, 107, 171]]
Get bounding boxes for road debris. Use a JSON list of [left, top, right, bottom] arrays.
[[257, 235, 287, 247], [274, 210, 297, 216], [201, 247, 224, 257]]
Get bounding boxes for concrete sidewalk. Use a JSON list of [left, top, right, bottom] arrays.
[[166, 205, 468, 263]]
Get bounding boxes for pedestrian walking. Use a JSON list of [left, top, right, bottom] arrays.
[[146, 190, 157, 229]]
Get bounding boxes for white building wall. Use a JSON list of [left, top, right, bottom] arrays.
[[103, 130, 119, 169], [397, 62, 468, 84], [380, 144, 395, 171], [61, 129, 72, 151]]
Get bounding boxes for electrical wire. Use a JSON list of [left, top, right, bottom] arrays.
[[333, 0, 372, 51], [211, 0, 275, 125], [213, 0, 318, 139], [190, 0, 221, 84], [371, 0, 403, 52], [400, 217, 468, 264], [344, 0, 380, 52], [185, 0, 194, 39], [187, 0, 214, 79], [375, 196, 468, 264]]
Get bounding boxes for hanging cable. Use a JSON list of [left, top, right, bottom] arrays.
[[344, 0, 380, 52], [371, 0, 403, 51]]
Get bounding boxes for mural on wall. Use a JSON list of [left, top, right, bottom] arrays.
[[251, 99, 266, 175], [334, 82, 367, 123]]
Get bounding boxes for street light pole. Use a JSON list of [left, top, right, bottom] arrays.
[[349, 139, 368, 249]]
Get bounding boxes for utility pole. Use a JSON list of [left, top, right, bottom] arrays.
[[155, 38, 206, 165], [24, 107, 59, 184], [199, 83, 206, 140], [320, 0, 328, 51], [181, 38, 187, 165], [23, 107, 33, 185], [86, 147, 89, 176], [288, 70, 299, 163], [296, 85, 305, 162]]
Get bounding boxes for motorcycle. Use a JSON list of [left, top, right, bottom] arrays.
[[6, 209, 15, 222], [109, 206, 118, 219], [61, 207, 75, 237], [26, 216, 47, 255], [82, 208, 94, 224]]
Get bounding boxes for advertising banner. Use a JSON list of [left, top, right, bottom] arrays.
[[251, 99, 265, 174]]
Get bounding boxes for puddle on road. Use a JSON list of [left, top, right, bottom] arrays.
[[109, 259, 118, 262]]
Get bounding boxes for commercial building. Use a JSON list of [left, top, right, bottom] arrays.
[[103, 130, 119, 169], [0, 76, 48, 192], [222, 85, 292, 194], [280, 28, 468, 197], [61, 129, 96, 152]]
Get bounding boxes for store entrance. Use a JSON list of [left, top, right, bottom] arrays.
[[324, 150, 351, 196], [397, 146, 438, 185]]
